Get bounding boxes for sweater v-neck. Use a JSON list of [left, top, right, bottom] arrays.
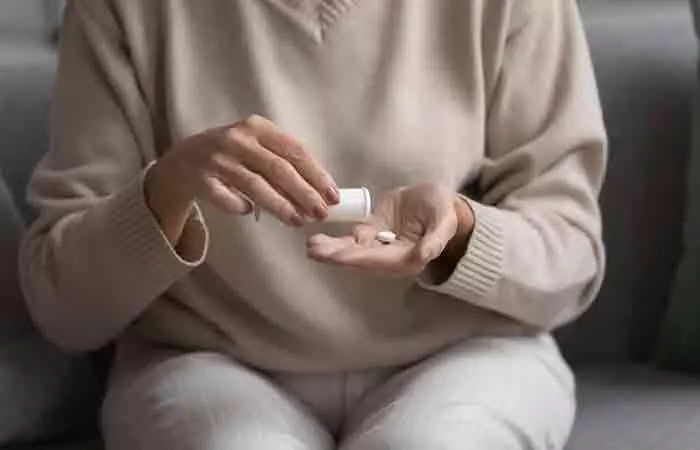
[[264, 0, 359, 41]]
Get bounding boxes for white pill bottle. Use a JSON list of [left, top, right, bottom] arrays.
[[326, 188, 372, 223]]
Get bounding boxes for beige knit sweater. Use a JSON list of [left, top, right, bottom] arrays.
[[20, 0, 606, 372]]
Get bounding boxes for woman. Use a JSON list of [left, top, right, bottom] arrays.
[[20, 0, 606, 449]]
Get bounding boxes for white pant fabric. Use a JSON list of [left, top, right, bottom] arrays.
[[102, 334, 575, 450]]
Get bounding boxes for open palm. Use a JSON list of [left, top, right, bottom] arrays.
[[307, 184, 459, 277]]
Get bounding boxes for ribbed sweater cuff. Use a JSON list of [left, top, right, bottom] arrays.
[[85, 171, 209, 293], [420, 199, 505, 302]]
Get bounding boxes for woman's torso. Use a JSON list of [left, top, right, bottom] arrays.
[[119, 0, 530, 372]]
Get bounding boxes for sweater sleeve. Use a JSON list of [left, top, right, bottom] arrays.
[[421, 0, 607, 330], [19, 0, 209, 352]]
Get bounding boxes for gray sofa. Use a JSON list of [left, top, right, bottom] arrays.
[[560, 2, 700, 448], [1, 0, 699, 449]]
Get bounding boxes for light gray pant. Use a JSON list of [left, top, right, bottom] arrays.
[[102, 335, 575, 450]]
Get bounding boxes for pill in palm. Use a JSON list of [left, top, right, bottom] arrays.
[[376, 230, 397, 244]]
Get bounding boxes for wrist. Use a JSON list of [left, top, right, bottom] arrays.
[[446, 196, 474, 254], [146, 158, 195, 209], [426, 196, 474, 283], [144, 158, 196, 246]]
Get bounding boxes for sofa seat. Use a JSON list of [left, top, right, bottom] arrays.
[[567, 365, 700, 450]]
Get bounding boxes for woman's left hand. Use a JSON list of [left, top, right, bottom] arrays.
[[307, 184, 475, 277]]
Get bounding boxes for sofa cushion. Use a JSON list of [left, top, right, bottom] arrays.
[[0, 41, 56, 221], [567, 365, 700, 450], [556, 0, 697, 364], [0, 166, 100, 447], [0, 43, 102, 445], [0, 0, 63, 41], [656, 0, 700, 373], [0, 174, 96, 444]]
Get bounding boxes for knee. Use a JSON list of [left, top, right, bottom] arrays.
[[341, 406, 540, 450], [102, 353, 332, 450], [341, 425, 448, 450]]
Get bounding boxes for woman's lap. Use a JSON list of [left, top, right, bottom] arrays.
[[102, 335, 574, 450], [101, 341, 334, 450], [341, 335, 575, 450]]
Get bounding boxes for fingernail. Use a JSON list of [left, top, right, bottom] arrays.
[[325, 187, 340, 205], [290, 214, 305, 227], [313, 205, 328, 220], [243, 201, 255, 216]]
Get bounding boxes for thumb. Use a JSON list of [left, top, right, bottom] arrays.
[[415, 213, 458, 262]]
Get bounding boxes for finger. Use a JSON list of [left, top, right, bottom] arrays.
[[202, 177, 253, 215], [307, 234, 357, 260], [321, 242, 420, 276], [230, 136, 330, 221], [352, 223, 380, 246], [216, 160, 305, 227], [415, 213, 458, 263], [245, 116, 340, 205]]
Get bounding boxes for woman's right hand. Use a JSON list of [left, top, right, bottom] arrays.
[[145, 115, 340, 243]]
